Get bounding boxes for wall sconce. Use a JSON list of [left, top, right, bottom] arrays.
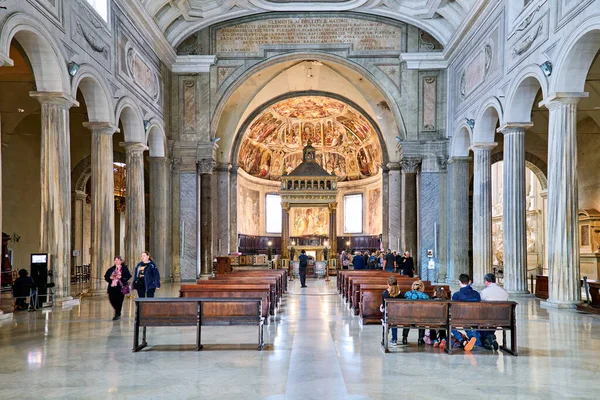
[[67, 61, 80, 77], [539, 61, 552, 77], [143, 120, 151, 132], [465, 118, 475, 130]]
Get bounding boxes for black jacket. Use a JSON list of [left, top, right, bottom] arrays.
[[104, 265, 132, 293]]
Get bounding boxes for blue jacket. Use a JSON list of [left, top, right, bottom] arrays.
[[452, 285, 481, 301], [352, 255, 366, 269], [404, 290, 429, 300], [134, 261, 161, 290]]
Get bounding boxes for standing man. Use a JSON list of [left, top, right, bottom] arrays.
[[299, 249, 308, 288], [352, 250, 366, 270], [383, 249, 396, 272], [400, 251, 415, 277], [480, 273, 509, 350]]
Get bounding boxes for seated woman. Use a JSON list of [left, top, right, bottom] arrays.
[[401, 280, 429, 345], [13, 269, 35, 311], [428, 286, 448, 350], [380, 277, 403, 346]]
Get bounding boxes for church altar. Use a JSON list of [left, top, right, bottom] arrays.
[[291, 260, 327, 278]]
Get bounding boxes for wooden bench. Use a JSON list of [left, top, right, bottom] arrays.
[[349, 277, 428, 309], [381, 299, 518, 356], [342, 272, 415, 299], [215, 274, 283, 300], [133, 297, 264, 352], [200, 277, 279, 314], [180, 284, 271, 320], [226, 270, 288, 293]]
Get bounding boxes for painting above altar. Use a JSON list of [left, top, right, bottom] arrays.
[[238, 96, 383, 181], [291, 207, 329, 236]]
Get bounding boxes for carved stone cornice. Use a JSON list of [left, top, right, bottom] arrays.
[[437, 156, 448, 172], [496, 123, 533, 135], [539, 92, 589, 110], [83, 122, 119, 135], [400, 157, 422, 174], [120, 142, 149, 154], [30, 91, 79, 108], [196, 158, 216, 175], [469, 142, 498, 152], [170, 158, 182, 173]]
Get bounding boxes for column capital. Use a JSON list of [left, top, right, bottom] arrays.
[[73, 190, 87, 201], [281, 202, 290, 211], [437, 156, 448, 172], [196, 158, 216, 175], [386, 162, 402, 171], [469, 142, 497, 152], [328, 202, 338, 211], [30, 91, 79, 108], [170, 157, 183, 173], [83, 122, 119, 135], [497, 123, 533, 134], [120, 142, 149, 153], [540, 190, 548, 199], [400, 157, 422, 174], [539, 92, 589, 109], [448, 156, 471, 164]]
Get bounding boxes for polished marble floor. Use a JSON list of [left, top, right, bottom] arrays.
[[1, 278, 599, 399]]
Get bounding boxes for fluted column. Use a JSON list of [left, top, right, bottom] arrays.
[[401, 157, 421, 255], [500, 124, 531, 294], [387, 163, 401, 251], [149, 156, 170, 280], [170, 158, 182, 283], [197, 159, 215, 279], [71, 190, 87, 268], [281, 202, 290, 259], [471, 143, 497, 286], [85, 122, 117, 294], [329, 202, 338, 259], [229, 165, 239, 253], [448, 156, 470, 283], [31, 92, 77, 301], [381, 165, 389, 250], [120, 142, 147, 268], [541, 93, 587, 308]]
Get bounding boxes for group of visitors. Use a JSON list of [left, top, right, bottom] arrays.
[[340, 249, 415, 277], [380, 272, 508, 351], [103, 251, 160, 320]]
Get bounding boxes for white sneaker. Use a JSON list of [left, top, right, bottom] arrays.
[[390, 340, 398, 346]]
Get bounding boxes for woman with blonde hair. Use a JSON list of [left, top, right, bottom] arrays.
[[380, 276, 403, 346], [401, 280, 429, 345]]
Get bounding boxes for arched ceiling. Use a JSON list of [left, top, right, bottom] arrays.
[[140, 0, 480, 46], [238, 95, 383, 181]]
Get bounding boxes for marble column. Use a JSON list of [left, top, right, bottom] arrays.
[[31, 92, 77, 301], [281, 202, 290, 260], [329, 202, 338, 259], [541, 93, 587, 308], [448, 157, 470, 283], [120, 142, 147, 269], [84, 122, 117, 294], [215, 164, 230, 256], [71, 190, 87, 268], [387, 164, 401, 251], [471, 143, 497, 286], [381, 165, 389, 250], [500, 124, 531, 294], [540, 189, 548, 275], [197, 159, 215, 279], [170, 158, 182, 283], [229, 165, 239, 253], [149, 156, 170, 281], [401, 158, 421, 256]]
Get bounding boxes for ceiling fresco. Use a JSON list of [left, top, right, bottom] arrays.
[[238, 96, 383, 181]]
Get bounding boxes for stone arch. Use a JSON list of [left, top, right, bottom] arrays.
[[449, 125, 472, 157], [71, 152, 127, 193], [71, 64, 115, 124], [552, 19, 600, 93], [489, 151, 548, 190], [0, 13, 70, 93], [473, 97, 503, 143], [115, 97, 145, 143], [146, 122, 167, 157], [230, 90, 391, 167], [211, 51, 406, 143], [505, 65, 548, 123]]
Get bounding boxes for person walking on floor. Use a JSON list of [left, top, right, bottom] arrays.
[[104, 256, 131, 320], [299, 249, 308, 288], [133, 251, 160, 298]]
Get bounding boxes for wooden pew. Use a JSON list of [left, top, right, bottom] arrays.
[[227, 270, 288, 293], [180, 284, 271, 321], [349, 276, 422, 308], [216, 273, 284, 300], [194, 278, 278, 315], [381, 299, 518, 356], [342, 271, 414, 299], [133, 297, 264, 352]]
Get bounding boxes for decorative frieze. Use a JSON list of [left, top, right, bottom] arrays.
[[182, 80, 196, 133], [422, 76, 437, 131], [125, 43, 160, 101]]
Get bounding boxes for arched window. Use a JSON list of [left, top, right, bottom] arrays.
[[85, 0, 108, 21]]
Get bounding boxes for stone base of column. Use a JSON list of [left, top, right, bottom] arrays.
[[506, 290, 531, 296], [172, 276, 182, 284], [54, 296, 81, 307], [541, 299, 581, 309], [197, 273, 214, 280], [0, 310, 13, 321]]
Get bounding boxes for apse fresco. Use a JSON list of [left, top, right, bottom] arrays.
[[238, 185, 260, 235], [368, 188, 382, 234], [291, 207, 329, 237], [238, 96, 383, 181]]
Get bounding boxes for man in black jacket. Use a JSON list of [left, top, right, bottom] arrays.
[[400, 251, 414, 277]]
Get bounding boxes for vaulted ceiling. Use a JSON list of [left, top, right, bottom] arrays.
[[140, 0, 482, 47]]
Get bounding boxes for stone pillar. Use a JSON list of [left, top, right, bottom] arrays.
[[471, 143, 497, 286], [197, 159, 215, 279], [71, 191, 86, 268], [31, 92, 77, 301], [120, 142, 148, 269], [149, 156, 170, 280], [500, 124, 531, 294], [229, 165, 239, 253], [447, 157, 470, 283], [541, 93, 587, 308], [170, 158, 182, 283], [84, 122, 117, 294], [540, 189, 548, 275], [329, 202, 338, 258], [387, 163, 401, 251], [281, 202, 290, 259], [381, 165, 389, 250], [401, 158, 421, 255], [215, 164, 230, 256]]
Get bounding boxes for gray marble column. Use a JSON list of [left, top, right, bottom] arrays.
[[215, 164, 230, 256], [149, 156, 170, 281], [197, 159, 215, 279], [500, 124, 531, 294], [229, 165, 239, 253], [381, 165, 390, 250], [471, 143, 496, 287], [447, 157, 470, 283], [170, 158, 182, 283], [541, 93, 587, 308], [71, 190, 87, 268], [401, 158, 421, 256], [84, 122, 117, 295], [31, 92, 77, 301], [387, 164, 401, 251], [120, 142, 148, 269]]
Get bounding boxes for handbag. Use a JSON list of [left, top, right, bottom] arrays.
[[121, 283, 131, 295]]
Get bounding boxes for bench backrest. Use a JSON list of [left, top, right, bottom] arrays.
[[384, 299, 449, 326], [450, 301, 516, 328]]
